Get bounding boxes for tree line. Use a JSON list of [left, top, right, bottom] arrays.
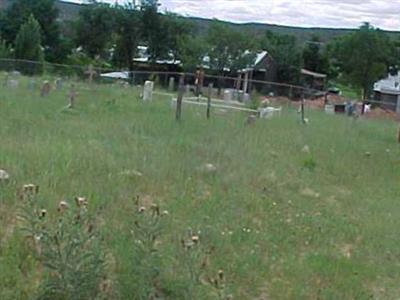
[[0, 0, 399, 97]]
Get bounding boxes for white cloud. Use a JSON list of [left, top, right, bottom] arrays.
[[158, 0, 400, 30]]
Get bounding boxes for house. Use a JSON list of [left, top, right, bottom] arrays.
[[373, 73, 400, 112], [234, 51, 277, 94]]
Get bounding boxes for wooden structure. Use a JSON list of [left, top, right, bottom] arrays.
[[301, 68, 327, 90]]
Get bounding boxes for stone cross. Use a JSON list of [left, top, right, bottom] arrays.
[[85, 64, 96, 84], [40, 81, 51, 97], [68, 84, 77, 109]]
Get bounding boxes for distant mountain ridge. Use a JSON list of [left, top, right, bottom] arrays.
[[1, 0, 400, 43]]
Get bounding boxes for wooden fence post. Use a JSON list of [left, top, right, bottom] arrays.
[[176, 74, 185, 121], [207, 83, 213, 119], [301, 92, 305, 123]]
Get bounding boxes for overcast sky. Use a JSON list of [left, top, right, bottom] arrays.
[[73, 0, 400, 31]]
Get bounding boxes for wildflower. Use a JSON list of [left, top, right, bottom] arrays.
[[75, 196, 88, 208], [138, 206, 146, 213], [218, 269, 224, 281], [150, 204, 160, 216], [58, 201, 69, 213], [191, 235, 199, 244], [161, 210, 169, 216], [40, 209, 47, 219], [23, 184, 39, 194]]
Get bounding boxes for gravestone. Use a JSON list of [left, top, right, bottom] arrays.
[[68, 84, 77, 108], [185, 84, 190, 94], [28, 79, 36, 90], [10, 71, 21, 77], [55, 78, 63, 90], [143, 81, 154, 101], [224, 89, 233, 102], [3, 73, 9, 87], [396, 96, 400, 114], [41, 81, 51, 97], [85, 64, 96, 84], [168, 77, 175, 92], [242, 93, 251, 103], [8, 79, 19, 88]]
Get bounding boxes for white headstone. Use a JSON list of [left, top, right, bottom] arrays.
[[224, 89, 233, 102], [242, 93, 251, 103], [143, 81, 154, 101], [325, 104, 335, 115], [8, 79, 19, 88], [55, 78, 63, 90], [28, 79, 36, 90], [168, 77, 175, 91]]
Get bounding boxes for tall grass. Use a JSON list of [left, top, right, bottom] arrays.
[[0, 74, 400, 299]]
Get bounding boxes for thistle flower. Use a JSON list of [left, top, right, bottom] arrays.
[[150, 204, 160, 216], [23, 184, 39, 194], [75, 196, 88, 208], [40, 209, 47, 219], [58, 201, 69, 213], [191, 235, 199, 244], [218, 269, 224, 281]]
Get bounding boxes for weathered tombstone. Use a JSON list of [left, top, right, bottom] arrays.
[[55, 78, 63, 91], [224, 89, 233, 102], [3, 72, 9, 87], [396, 97, 400, 114], [85, 64, 96, 84], [8, 79, 19, 88], [242, 93, 251, 103], [28, 79, 36, 90], [324, 104, 335, 115], [67, 84, 77, 108], [143, 81, 154, 101], [246, 114, 257, 126], [185, 84, 190, 94], [168, 77, 175, 92], [10, 71, 21, 77], [40, 81, 51, 97]]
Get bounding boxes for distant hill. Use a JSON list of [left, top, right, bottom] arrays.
[[1, 0, 400, 44]]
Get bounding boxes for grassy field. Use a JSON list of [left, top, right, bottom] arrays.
[[0, 76, 400, 299]]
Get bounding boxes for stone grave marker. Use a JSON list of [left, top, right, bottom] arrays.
[[28, 79, 36, 90], [224, 89, 233, 102], [168, 77, 175, 92], [41, 81, 51, 97], [8, 79, 19, 88], [143, 81, 154, 101], [67, 84, 77, 109], [85, 64, 96, 84], [55, 78, 63, 90]]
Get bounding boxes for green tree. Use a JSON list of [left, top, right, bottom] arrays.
[[303, 35, 329, 74], [14, 15, 44, 74], [75, 3, 116, 59], [0, 38, 12, 58], [331, 23, 392, 99], [260, 30, 302, 84], [178, 35, 207, 72], [207, 21, 256, 74], [1, 0, 62, 62], [113, 4, 141, 79]]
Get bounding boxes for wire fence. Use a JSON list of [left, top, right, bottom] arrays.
[[0, 58, 399, 121]]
